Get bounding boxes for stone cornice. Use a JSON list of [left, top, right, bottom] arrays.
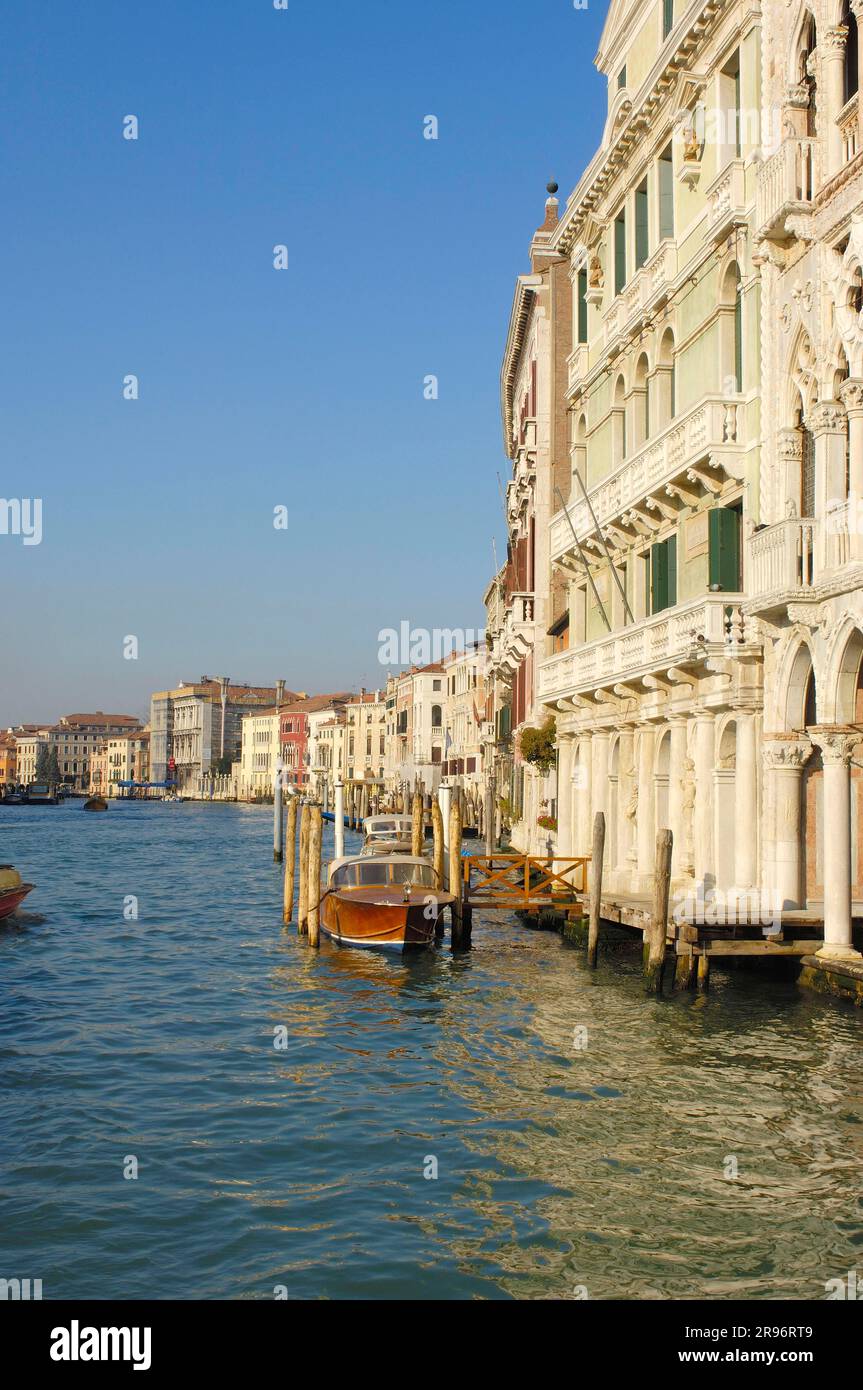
[[500, 273, 542, 458], [554, 0, 747, 257]]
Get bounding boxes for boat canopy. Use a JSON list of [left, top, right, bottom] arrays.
[[328, 856, 437, 890]]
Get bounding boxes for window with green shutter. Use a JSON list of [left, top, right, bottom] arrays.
[[635, 180, 649, 270], [708, 507, 741, 592], [577, 268, 588, 344], [650, 534, 677, 613], [659, 144, 674, 239], [615, 208, 627, 295], [663, 0, 674, 39]]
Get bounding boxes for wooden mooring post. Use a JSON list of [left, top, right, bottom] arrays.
[[298, 804, 310, 935], [587, 812, 605, 968], [412, 792, 423, 857], [644, 829, 673, 993], [273, 776, 284, 863], [283, 796, 298, 925], [449, 798, 467, 949], [307, 806, 322, 948]]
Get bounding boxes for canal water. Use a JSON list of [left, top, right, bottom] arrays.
[[1, 801, 861, 1301]]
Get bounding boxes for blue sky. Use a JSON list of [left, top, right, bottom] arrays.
[[0, 0, 607, 725]]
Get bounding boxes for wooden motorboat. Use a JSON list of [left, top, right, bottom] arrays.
[[0, 866, 34, 920], [83, 796, 108, 812], [321, 854, 454, 950], [361, 814, 415, 857]]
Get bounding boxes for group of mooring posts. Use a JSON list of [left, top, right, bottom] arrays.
[[272, 777, 470, 951], [587, 813, 707, 994]]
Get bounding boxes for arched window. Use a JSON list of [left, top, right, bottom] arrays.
[[657, 327, 676, 426], [719, 261, 743, 393], [795, 403, 816, 517], [634, 353, 650, 445], [614, 375, 627, 463], [801, 14, 817, 137], [844, 0, 859, 102], [431, 705, 442, 729]]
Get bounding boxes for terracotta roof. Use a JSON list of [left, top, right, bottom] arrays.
[[60, 713, 141, 728], [280, 692, 352, 714]]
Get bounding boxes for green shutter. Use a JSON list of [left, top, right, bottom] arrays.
[[651, 542, 667, 614], [667, 533, 677, 607], [651, 535, 677, 613], [635, 183, 648, 270], [577, 268, 588, 344], [615, 211, 626, 295], [709, 508, 740, 592], [659, 146, 674, 239], [663, 0, 674, 38]]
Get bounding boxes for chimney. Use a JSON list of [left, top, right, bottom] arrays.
[[530, 180, 560, 271], [276, 679, 285, 707]]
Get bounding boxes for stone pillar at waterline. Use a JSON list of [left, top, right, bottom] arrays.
[[615, 727, 636, 881], [556, 738, 574, 855], [667, 719, 687, 880], [763, 738, 810, 910], [692, 713, 715, 889], [809, 728, 862, 960], [576, 734, 593, 857], [733, 713, 758, 890], [635, 726, 656, 889]]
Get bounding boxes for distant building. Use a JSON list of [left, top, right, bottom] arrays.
[[53, 713, 142, 792], [280, 694, 353, 789], [150, 678, 299, 793], [0, 730, 18, 787], [238, 709, 281, 800], [344, 690, 386, 786]]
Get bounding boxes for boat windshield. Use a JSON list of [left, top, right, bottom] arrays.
[[331, 861, 437, 889]]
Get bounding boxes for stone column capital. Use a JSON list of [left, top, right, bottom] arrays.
[[762, 736, 812, 771], [777, 427, 803, 461], [840, 377, 863, 416], [809, 726, 861, 765], [822, 25, 849, 59], [807, 399, 846, 435]]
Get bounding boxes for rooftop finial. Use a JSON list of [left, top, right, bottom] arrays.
[[547, 180, 559, 195]]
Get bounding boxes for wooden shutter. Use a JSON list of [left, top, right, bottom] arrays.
[[708, 508, 740, 592]]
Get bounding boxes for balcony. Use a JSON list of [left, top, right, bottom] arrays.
[[538, 595, 754, 704], [602, 239, 676, 354], [705, 159, 748, 242], [747, 517, 818, 612], [756, 138, 816, 242], [747, 508, 863, 614], [839, 95, 859, 167], [549, 394, 744, 565], [566, 343, 589, 394]]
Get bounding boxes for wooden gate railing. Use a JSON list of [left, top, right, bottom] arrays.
[[461, 855, 589, 910]]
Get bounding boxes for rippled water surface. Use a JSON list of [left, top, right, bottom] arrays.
[[1, 801, 862, 1300]]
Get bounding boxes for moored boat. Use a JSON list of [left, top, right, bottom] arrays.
[[361, 814, 414, 856], [321, 854, 454, 950], [0, 866, 35, 920]]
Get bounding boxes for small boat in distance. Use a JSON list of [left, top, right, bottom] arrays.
[[321, 854, 454, 951], [0, 865, 35, 920], [83, 796, 108, 812], [361, 814, 414, 856]]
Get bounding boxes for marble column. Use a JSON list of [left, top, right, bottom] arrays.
[[592, 731, 610, 870], [576, 733, 592, 856], [556, 737, 574, 856], [635, 725, 656, 888], [668, 719, 687, 879], [734, 713, 758, 889], [763, 737, 811, 909], [616, 727, 636, 878], [809, 727, 862, 959], [692, 712, 715, 888], [840, 378, 863, 559], [822, 26, 849, 179]]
